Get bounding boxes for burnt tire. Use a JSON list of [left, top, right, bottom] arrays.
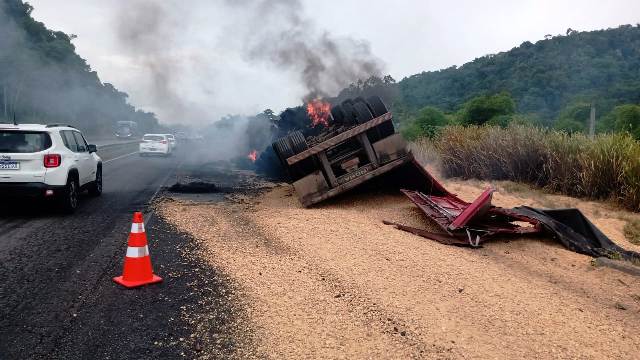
[[340, 101, 357, 126], [365, 95, 388, 116], [273, 137, 295, 165], [288, 131, 315, 181], [353, 101, 382, 143], [353, 101, 374, 124], [330, 105, 345, 125], [289, 130, 308, 154], [366, 95, 394, 140]]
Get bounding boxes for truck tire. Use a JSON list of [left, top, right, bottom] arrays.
[[331, 105, 345, 125], [273, 137, 295, 165], [288, 131, 315, 180], [366, 96, 394, 139], [353, 101, 382, 143], [340, 101, 357, 126], [353, 101, 374, 124], [365, 95, 388, 116], [289, 131, 308, 154]]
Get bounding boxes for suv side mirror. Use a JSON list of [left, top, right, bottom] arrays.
[[87, 144, 97, 153]]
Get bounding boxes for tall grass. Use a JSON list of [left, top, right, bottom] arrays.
[[428, 124, 640, 212]]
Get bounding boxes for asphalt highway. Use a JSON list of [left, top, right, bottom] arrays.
[[0, 143, 234, 359]]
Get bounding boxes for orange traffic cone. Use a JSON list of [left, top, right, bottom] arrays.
[[113, 212, 162, 288]]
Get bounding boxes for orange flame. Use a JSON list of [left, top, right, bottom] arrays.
[[247, 149, 258, 162], [306, 99, 331, 127]]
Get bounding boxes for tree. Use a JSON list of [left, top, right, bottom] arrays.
[[396, 25, 640, 126], [0, 0, 159, 135], [610, 104, 640, 139], [554, 102, 591, 133], [402, 106, 449, 140], [459, 93, 516, 125]]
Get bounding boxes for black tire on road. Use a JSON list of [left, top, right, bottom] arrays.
[[88, 167, 102, 197], [60, 176, 79, 214]]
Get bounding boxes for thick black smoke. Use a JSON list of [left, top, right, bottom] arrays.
[[224, 0, 384, 101]]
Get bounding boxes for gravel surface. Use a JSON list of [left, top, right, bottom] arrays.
[[160, 182, 640, 359]]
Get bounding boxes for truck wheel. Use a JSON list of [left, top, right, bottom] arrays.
[[367, 96, 394, 139], [273, 137, 295, 165], [273, 135, 307, 182], [353, 101, 382, 143], [289, 131, 308, 154], [88, 167, 102, 196], [288, 131, 315, 181], [331, 105, 345, 125], [365, 95, 388, 116], [340, 101, 357, 126], [59, 176, 79, 214], [353, 101, 374, 124]]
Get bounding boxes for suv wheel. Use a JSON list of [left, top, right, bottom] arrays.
[[60, 176, 79, 213], [88, 167, 102, 196]]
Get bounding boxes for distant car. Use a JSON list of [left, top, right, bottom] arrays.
[[0, 123, 102, 213], [139, 134, 172, 156], [115, 121, 138, 139], [165, 134, 177, 150]]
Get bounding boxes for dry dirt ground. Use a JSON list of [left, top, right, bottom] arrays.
[[158, 170, 640, 359]]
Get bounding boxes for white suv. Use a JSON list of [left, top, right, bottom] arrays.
[[0, 124, 102, 213]]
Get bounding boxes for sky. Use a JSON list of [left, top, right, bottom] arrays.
[[28, 0, 640, 125]]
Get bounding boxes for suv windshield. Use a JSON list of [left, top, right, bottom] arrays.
[[0, 131, 52, 153], [143, 135, 164, 142]]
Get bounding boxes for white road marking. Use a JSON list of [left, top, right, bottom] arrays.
[[103, 151, 138, 164]]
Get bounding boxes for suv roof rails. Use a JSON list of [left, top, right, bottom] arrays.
[[45, 123, 77, 129]]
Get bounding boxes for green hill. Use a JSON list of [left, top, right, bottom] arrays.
[[397, 25, 640, 125], [0, 0, 158, 136]]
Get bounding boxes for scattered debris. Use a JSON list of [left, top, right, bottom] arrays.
[[515, 208, 640, 263], [169, 181, 227, 194], [381, 162, 640, 264], [592, 257, 640, 276]]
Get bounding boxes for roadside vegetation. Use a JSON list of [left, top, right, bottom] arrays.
[[0, 0, 159, 135], [424, 125, 640, 212]]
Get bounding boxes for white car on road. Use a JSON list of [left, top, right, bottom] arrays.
[[165, 134, 177, 150], [0, 123, 102, 212], [139, 134, 172, 156]]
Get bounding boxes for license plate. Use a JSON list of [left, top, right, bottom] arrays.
[[338, 164, 373, 184], [0, 161, 19, 170], [149, 148, 156, 151]]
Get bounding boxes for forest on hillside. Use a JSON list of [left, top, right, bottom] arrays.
[[266, 24, 640, 144], [0, 0, 158, 136], [398, 25, 640, 125]]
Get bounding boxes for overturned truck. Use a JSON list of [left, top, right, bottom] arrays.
[[272, 96, 410, 207]]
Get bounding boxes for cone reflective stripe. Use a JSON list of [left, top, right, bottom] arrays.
[[131, 222, 145, 233], [113, 212, 162, 288], [126, 245, 149, 258]]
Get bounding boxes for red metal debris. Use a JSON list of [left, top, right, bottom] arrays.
[[384, 162, 542, 247]]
